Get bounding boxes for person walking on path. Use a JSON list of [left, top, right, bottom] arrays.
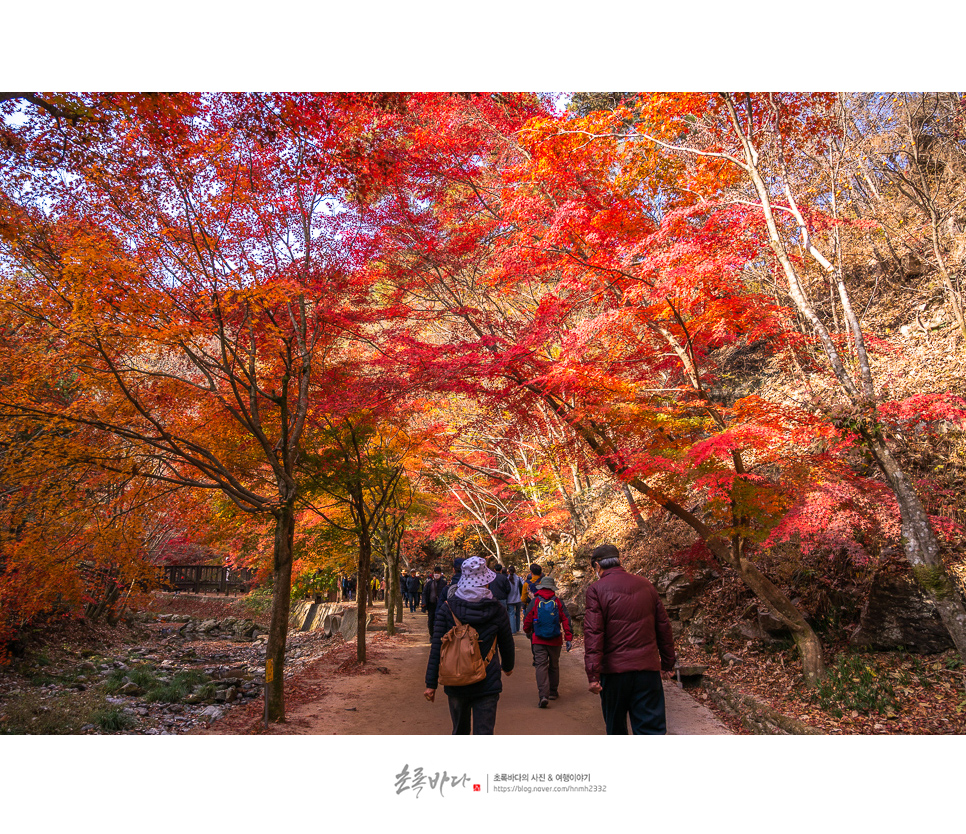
[[401, 570, 411, 610], [584, 544, 677, 735], [421, 566, 448, 636], [520, 563, 543, 610], [441, 557, 465, 603], [506, 565, 523, 632], [406, 572, 422, 613], [424, 556, 515, 734], [523, 575, 573, 709], [489, 563, 510, 613]]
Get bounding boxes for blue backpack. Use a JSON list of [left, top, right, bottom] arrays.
[[534, 596, 561, 639]]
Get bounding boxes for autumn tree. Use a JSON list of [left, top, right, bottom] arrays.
[[424, 404, 574, 565], [0, 92, 395, 717], [620, 92, 966, 663], [299, 409, 426, 660], [0, 404, 182, 649], [368, 92, 960, 685]]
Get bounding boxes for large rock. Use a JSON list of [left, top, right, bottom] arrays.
[[728, 621, 765, 643], [654, 569, 715, 606], [231, 619, 257, 640], [901, 252, 924, 278], [850, 573, 954, 653], [758, 606, 789, 635], [198, 705, 225, 724], [559, 592, 584, 625]]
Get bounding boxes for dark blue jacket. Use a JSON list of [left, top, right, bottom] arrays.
[[488, 572, 511, 601], [425, 595, 515, 698]]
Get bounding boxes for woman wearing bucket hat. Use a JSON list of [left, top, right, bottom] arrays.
[[423, 556, 516, 734]]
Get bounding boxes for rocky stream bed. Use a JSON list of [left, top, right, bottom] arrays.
[[0, 608, 343, 735]]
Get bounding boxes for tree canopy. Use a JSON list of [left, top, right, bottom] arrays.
[[2, 92, 965, 711]]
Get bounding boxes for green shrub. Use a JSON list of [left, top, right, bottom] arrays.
[[146, 682, 187, 703], [92, 707, 136, 732], [243, 585, 273, 619], [103, 664, 159, 693], [127, 665, 159, 689], [28, 673, 57, 686], [145, 671, 209, 703], [173, 670, 209, 688], [195, 682, 217, 701], [813, 653, 898, 718], [103, 670, 126, 693]]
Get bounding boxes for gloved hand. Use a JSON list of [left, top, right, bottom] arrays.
[[566, 641, 572, 652]]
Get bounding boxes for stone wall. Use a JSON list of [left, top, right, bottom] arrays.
[[289, 600, 345, 632], [700, 675, 824, 735]]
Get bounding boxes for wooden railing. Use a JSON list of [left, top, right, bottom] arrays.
[[159, 565, 254, 595]]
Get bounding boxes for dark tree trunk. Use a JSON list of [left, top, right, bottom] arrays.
[[394, 552, 404, 623], [386, 541, 403, 635], [356, 528, 372, 663], [620, 483, 648, 532], [386, 550, 396, 635], [265, 503, 296, 722]]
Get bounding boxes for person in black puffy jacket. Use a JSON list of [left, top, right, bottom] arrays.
[[406, 572, 422, 613], [421, 567, 448, 636], [424, 556, 515, 734]]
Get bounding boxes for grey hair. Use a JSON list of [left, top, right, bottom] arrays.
[[591, 544, 620, 569]]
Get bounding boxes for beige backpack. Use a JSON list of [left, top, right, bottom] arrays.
[[438, 604, 497, 686]]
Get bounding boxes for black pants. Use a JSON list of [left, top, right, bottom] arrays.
[[599, 670, 666, 735], [425, 604, 437, 636], [447, 693, 500, 735]]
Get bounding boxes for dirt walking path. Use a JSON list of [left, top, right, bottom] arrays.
[[204, 608, 730, 735]]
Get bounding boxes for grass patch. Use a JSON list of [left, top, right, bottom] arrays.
[[127, 665, 160, 689], [28, 673, 58, 687], [92, 707, 136, 733], [813, 652, 899, 718], [104, 663, 157, 693], [0, 690, 115, 735], [103, 670, 127, 693], [195, 682, 218, 701], [146, 671, 209, 703], [102, 663, 212, 702]]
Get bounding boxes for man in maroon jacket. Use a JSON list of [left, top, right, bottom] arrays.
[[584, 544, 677, 734]]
